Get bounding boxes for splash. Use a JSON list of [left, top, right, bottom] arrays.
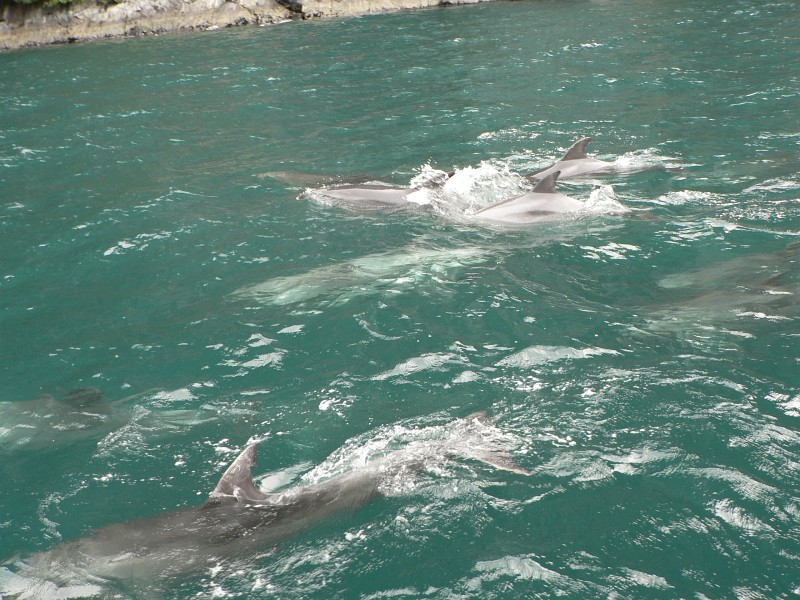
[[299, 413, 529, 495], [611, 147, 686, 172], [422, 162, 626, 225], [582, 185, 630, 216], [432, 162, 528, 218], [408, 163, 451, 190]]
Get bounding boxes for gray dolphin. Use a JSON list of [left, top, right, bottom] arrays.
[[304, 183, 426, 211], [474, 171, 584, 225], [2, 413, 528, 598], [303, 170, 454, 212], [0, 388, 220, 454], [231, 244, 488, 306], [0, 388, 121, 453], [640, 243, 800, 338], [526, 137, 614, 180], [260, 171, 371, 188]]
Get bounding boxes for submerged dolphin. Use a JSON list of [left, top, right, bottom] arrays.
[[640, 243, 800, 338], [0, 388, 121, 453], [2, 413, 528, 598], [231, 244, 488, 306], [526, 137, 614, 180], [474, 171, 584, 225], [0, 388, 220, 455]]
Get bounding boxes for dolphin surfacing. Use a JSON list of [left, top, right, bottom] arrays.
[[526, 137, 614, 180], [302, 170, 452, 212], [474, 171, 584, 225], [3, 413, 529, 598], [305, 184, 423, 211]]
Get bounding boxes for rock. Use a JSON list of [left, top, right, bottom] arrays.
[[277, 0, 441, 18], [1, 0, 493, 50], [0, 0, 293, 50]]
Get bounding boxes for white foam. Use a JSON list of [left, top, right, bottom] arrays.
[[652, 190, 718, 206], [371, 352, 461, 381], [277, 324, 304, 334], [453, 370, 481, 384], [780, 395, 800, 417], [496, 345, 620, 368], [582, 185, 630, 215], [472, 554, 562, 583], [436, 162, 528, 216], [0, 566, 105, 599], [152, 388, 195, 402], [240, 352, 285, 369], [712, 499, 773, 534], [612, 147, 682, 171], [300, 413, 527, 493], [408, 164, 451, 189]]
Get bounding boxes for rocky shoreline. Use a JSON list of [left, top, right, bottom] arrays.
[[1, 0, 488, 51]]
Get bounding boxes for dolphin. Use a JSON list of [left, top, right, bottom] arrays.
[[231, 244, 488, 306], [1, 413, 529, 598], [525, 137, 614, 180], [0, 388, 221, 455], [474, 171, 584, 225], [260, 171, 372, 188], [303, 183, 430, 211], [0, 388, 122, 453], [639, 243, 800, 338], [302, 170, 454, 212]]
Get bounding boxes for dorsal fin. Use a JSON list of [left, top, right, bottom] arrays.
[[561, 137, 592, 161], [532, 171, 561, 194], [209, 445, 271, 503]]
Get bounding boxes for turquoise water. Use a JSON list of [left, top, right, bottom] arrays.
[[1, 0, 799, 597]]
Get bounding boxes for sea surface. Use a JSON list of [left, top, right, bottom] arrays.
[[1, 0, 799, 597]]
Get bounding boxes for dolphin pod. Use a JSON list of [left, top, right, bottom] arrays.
[[301, 137, 620, 219], [1, 413, 528, 598]]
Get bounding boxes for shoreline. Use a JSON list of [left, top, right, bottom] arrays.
[[0, 0, 490, 52]]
